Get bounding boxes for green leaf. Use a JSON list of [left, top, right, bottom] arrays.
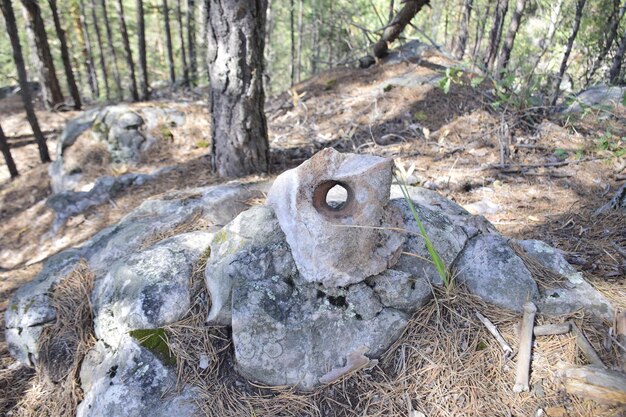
[[129, 328, 176, 366], [470, 76, 485, 88]]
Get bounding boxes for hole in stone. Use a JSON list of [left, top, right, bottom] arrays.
[[327, 295, 347, 308], [325, 184, 349, 210], [355, 313, 363, 320], [312, 180, 355, 218], [107, 365, 118, 379], [410, 281, 416, 290], [551, 292, 560, 298], [316, 290, 325, 299]]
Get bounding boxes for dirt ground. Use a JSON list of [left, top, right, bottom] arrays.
[[1, 50, 625, 416]]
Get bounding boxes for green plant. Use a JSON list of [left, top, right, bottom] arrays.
[[438, 67, 464, 94], [129, 328, 175, 366], [553, 148, 568, 160], [195, 140, 210, 149], [395, 163, 451, 289]]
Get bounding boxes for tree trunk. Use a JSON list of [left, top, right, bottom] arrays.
[[372, 0, 431, 59], [90, 0, 110, 100], [0, 124, 19, 178], [296, 0, 303, 82], [265, 0, 273, 89], [137, 0, 149, 100], [176, 0, 189, 86], [454, 0, 473, 60], [48, 0, 81, 110], [290, 0, 295, 85], [551, 0, 586, 106], [207, 0, 269, 178], [310, 0, 319, 74], [471, 0, 492, 67], [187, 0, 197, 85], [115, 0, 139, 101], [162, 0, 176, 84], [497, 0, 527, 77], [483, 0, 508, 72], [200, 0, 209, 82], [388, 0, 395, 22], [100, 0, 122, 99], [20, 0, 65, 109], [74, 0, 99, 98], [609, 29, 626, 84], [0, 0, 50, 163], [587, 1, 626, 84]]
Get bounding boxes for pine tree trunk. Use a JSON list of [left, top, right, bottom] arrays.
[[187, 0, 197, 85], [483, 0, 508, 71], [497, 0, 526, 77], [388, 0, 395, 22], [90, 0, 110, 100], [207, 0, 269, 177], [551, 0, 587, 106], [587, 1, 626, 84], [609, 29, 626, 84], [0, 0, 51, 163], [48, 0, 82, 110], [265, 0, 273, 89], [100, 0, 122, 99], [310, 0, 319, 74], [115, 0, 139, 101], [372, 0, 431, 59], [176, 0, 189, 86], [471, 0, 491, 67], [290, 0, 295, 85], [454, 0, 473, 60], [137, 0, 149, 100], [0, 124, 19, 178], [20, 0, 65, 109], [296, 0, 303, 82], [74, 0, 99, 98], [200, 0, 210, 83], [162, 0, 176, 84]]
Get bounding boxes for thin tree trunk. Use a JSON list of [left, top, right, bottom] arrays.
[[471, 0, 491, 67], [296, 0, 303, 82], [265, 0, 273, 89], [609, 29, 626, 84], [48, 0, 81, 110], [0, 124, 19, 178], [90, 0, 110, 100], [372, 0, 431, 59], [137, 0, 149, 100], [312, 0, 322, 74], [207, 0, 269, 177], [587, 1, 626, 84], [176, 0, 189, 86], [74, 0, 99, 98], [100, 0, 122, 99], [20, 0, 65, 109], [454, 0, 473, 60], [187, 0, 197, 85], [200, 0, 209, 83], [497, 0, 527, 77], [483, 0, 508, 72], [290, 0, 295, 85], [551, 0, 587, 106], [115, 0, 139, 101], [0, 0, 51, 163], [388, 0, 395, 23], [163, 0, 176, 84]]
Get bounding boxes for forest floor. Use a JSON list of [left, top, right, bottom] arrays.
[[1, 47, 625, 416]]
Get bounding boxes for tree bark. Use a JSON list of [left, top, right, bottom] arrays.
[[115, 0, 139, 101], [90, 0, 110, 100], [74, 0, 99, 98], [497, 0, 527, 77], [20, 0, 65, 109], [137, 0, 149, 100], [454, 0, 473, 60], [207, 0, 269, 178], [0, 124, 19, 178], [372, 0, 431, 59], [551, 0, 586, 106], [290, 0, 295, 85], [587, 0, 626, 84], [48, 0, 82, 110], [100, 0, 122, 99], [176, 0, 189, 86], [609, 29, 626, 84], [296, 0, 303, 82], [187, 0, 197, 85], [200, 0, 209, 82], [162, 0, 176, 84], [483, 0, 508, 71], [0, 0, 50, 163], [471, 0, 492, 67]]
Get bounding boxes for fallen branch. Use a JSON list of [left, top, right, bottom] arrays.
[[594, 182, 626, 216], [475, 311, 513, 357], [617, 311, 626, 372], [481, 157, 603, 172], [557, 363, 626, 405], [371, 0, 431, 59], [570, 323, 605, 368], [534, 323, 571, 337], [513, 302, 537, 393]]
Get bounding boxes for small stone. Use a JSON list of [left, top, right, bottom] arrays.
[[368, 269, 432, 312], [346, 283, 383, 320]]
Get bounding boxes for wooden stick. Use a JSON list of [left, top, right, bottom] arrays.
[[557, 363, 626, 405], [534, 323, 571, 337], [513, 302, 537, 393], [616, 311, 626, 372], [475, 311, 513, 357], [570, 323, 605, 368]]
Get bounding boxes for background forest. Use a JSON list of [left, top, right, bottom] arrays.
[[1, 0, 625, 105]]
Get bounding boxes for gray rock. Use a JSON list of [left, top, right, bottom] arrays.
[[93, 105, 146, 164], [392, 198, 468, 285], [367, 269, 432, 312], [267, 148, 405, 287], [346, 283, 383, 320], [5, 325, 44, 366], [77, 339, 198, 417], [516, 240, 614, 321], [94, 231, 214, 347], [566, 85, 626, 113], [454, 234, 539, 312]]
